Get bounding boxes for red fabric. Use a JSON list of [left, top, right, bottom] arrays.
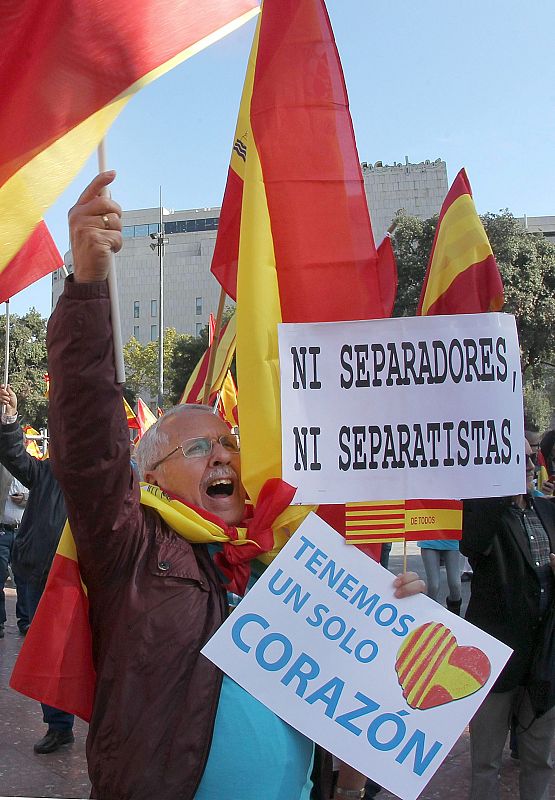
[[210, 166, 244, 300], [214, 478, 297, 595], [417, 168, 504, 315], [1, 0, 258, 189], [376, 235, 398, 317], [180, 317, 232, 404], [250, 0, 384, 323], [10, 553, 96, 721], [0, 220, 62, 303], [424, 255, 504, 316]]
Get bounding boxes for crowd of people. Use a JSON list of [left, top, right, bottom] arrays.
[[1, 171, 555, 800]]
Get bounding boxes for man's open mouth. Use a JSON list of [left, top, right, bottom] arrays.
[[206, 478, 234, 498]]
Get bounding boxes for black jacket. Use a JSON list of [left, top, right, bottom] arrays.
[[461, 496, 555, 691], [0, 422, 66, 589]]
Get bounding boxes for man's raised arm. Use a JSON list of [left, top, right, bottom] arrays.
[[46, 172, 139, 581]]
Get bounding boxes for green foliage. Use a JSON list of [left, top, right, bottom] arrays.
[[482, 212, 555, 375], [167, 329, 209, 405], [0, 309, 48, 428], [123, 327, 186, 408], [524, 378, 553, 432], [391, 213, 437, 317], [391, 210, 555, 423]]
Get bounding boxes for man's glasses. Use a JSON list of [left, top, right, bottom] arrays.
[[151, 434, 240, 471]]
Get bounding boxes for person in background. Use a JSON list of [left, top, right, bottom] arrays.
[[0, 385, 75, 754], [0, 471, 29, 637], [418, 536, 462, 614], [539, 430, 555, 496], [462, 439, 555, 800]]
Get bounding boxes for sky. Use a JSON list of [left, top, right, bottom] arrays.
[[11, 0, 555, 318]]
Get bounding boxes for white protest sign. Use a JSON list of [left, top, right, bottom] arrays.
[[278, 313, 524, 504], [202, 514, 511, 800]]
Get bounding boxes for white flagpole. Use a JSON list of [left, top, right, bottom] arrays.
[[3, 300, 9, 387], [97, 140, 126, 383]]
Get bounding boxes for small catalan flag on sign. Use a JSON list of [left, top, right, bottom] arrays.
[[344, 499, 462, 545]]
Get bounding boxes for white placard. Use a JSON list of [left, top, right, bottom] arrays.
[[202, 514, 511, 800], [278, 313, 524, 504]]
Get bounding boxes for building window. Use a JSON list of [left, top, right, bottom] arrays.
[[196, 323, 203, 337], [148, 223, 160, 235], [134, 224, 149, 237], [133, 326, 140, 339], [196, 297, 202, 315], [151, 299, 157, 317], [133, 301, 140, 319], [122, 226, 135, 238], [151, 325, 158, 341]]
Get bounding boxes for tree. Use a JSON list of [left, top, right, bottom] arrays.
[[0, 309, 49, 428], [391, 213, 437, 318], [390, 210, 555, 425], [167, 307, 236, 405], [481, 212, 555, 376], [167, 329, 209, 404], [123, 327, 186, 408]]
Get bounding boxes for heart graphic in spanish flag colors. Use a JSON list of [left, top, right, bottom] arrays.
[[395, 622, 491, 710]]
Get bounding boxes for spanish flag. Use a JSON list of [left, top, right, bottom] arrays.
[[233, 0, 385, 504], [123, 397, 140, 430], [1, 0, 259, 275], [179, 314, 237, 404], [417, 169, 504, 316], [0, 220, 62, 303], [136, 397, 157, 437]]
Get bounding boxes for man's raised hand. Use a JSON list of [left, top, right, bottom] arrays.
[[68, 171, 122, 283]]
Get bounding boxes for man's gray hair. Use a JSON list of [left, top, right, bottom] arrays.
[[135, 404, 215, 479]]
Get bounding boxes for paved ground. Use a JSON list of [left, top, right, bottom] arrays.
[[0, 545, 552, 799]]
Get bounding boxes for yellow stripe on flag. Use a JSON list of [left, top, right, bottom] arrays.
[[236, 16, 285, 503], [420, 194, 493, 315], [0, 8, 260, 271], [404, 506, 462, 534]]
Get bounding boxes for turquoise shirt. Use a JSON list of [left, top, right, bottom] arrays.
[[195, 675, 314, 799], [197, 546, 314, 798]]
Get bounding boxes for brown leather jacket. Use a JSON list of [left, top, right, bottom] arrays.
[[47, 278, 227, 800]]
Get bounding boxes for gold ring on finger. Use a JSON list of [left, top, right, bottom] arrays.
[[101, 214, 110, 230]]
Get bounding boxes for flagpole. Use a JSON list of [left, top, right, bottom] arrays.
[[202, 286, 227, 404], [3, 300, 9, 386], [97, 140, 126, 384]]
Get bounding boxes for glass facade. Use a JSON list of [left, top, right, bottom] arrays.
[[122, 218, 217, 238]]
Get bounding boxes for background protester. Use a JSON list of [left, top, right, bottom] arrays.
[[0, 385, 74, 753], [418, 537, 462, 614], [461, 439, 555, 800], [0, 469, 28, 637]]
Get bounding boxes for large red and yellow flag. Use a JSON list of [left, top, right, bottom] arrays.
[[232, 0, 385, 503], [0, 220, 62, 304], [417, 168, 504, 316], [1, 0, 259, 275], [179, 314, 237, 404]]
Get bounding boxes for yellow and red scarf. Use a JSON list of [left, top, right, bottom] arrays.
[[10, 479, 309, 721]]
